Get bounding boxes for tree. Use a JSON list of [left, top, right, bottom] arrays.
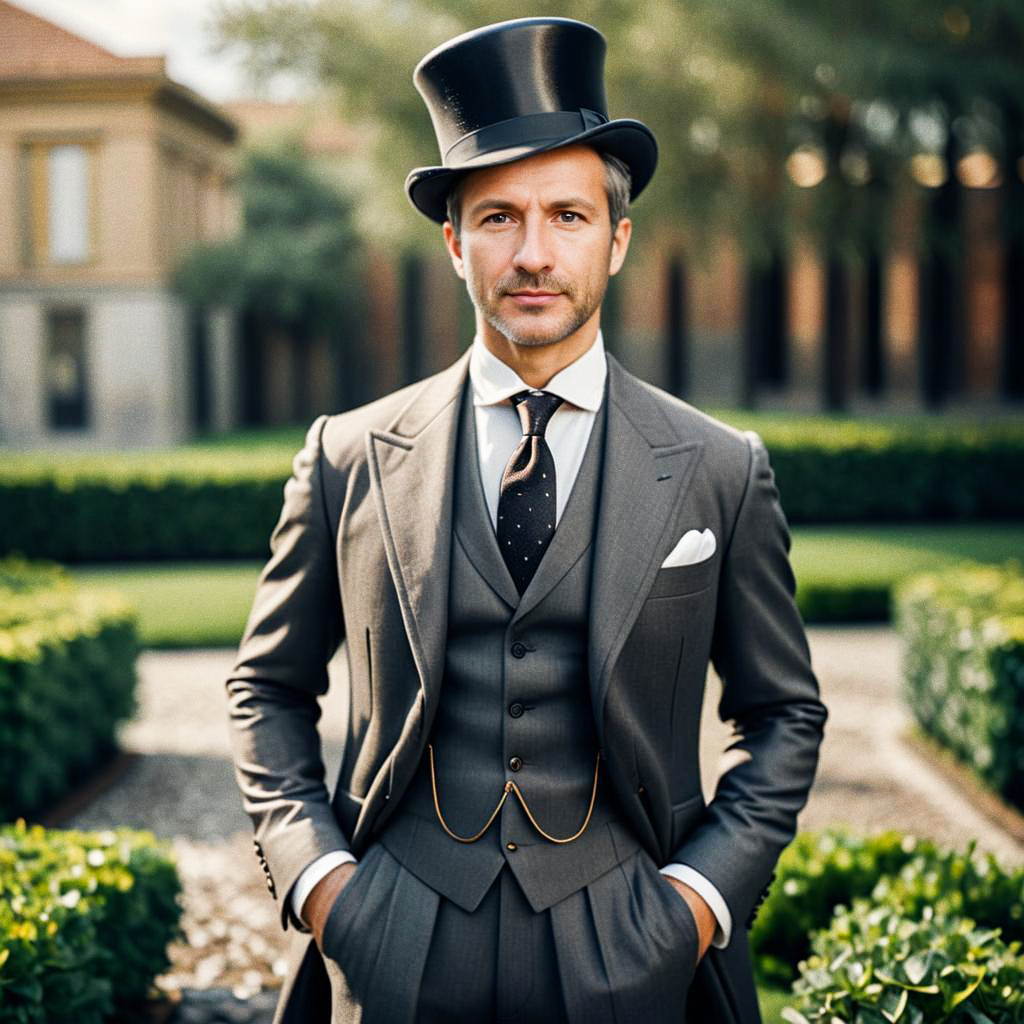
[[211, 0, 1024, 406], [173, 140, 364, 418], [707, 0, 1024, 406]]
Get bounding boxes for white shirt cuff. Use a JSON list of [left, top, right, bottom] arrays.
[[659, 862, 732, 948], [290, 850, 358, 927]]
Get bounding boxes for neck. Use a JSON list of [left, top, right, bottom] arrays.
[[477, 310, 601, 389]]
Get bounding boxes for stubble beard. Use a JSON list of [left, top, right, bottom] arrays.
[[469, 269, 607, 349]]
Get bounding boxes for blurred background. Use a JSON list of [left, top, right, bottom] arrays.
[[1, 2, 1023, 1022], [2, 0, 1023, 445]]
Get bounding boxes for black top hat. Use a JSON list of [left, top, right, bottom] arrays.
[[406, 17, 658, 223]]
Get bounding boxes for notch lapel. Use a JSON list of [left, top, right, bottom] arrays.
[[451, 381, 520, 609], [588, 355, 705, 745], [367, 350, 470, 719]]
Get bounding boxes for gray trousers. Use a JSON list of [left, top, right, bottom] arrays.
[[320, 841, 699, 1023]]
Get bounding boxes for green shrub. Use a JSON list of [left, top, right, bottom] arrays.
[[0, 556, 70, 593], [0, 821, 182, 1023], [896, 562, 1024, 810], [751, 422, 1024, 524], [752, 829, 935, 988], [784, 904, 1024, 1023], [0, 558, 139, 820], [0, 472, 282, 563], [755, 830, 1024, 992], [797, 580, 891, 623], [0, 418, 1021, 561]]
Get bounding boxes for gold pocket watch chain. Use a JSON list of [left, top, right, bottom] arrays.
[[428, 743, 601, 845]]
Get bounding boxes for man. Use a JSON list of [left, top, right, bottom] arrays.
[[226, 16, 827, 1024]]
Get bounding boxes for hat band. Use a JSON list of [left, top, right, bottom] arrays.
[[444, 108, 608, 166]]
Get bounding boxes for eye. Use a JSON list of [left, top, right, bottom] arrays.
[[483, 212, 511, 224], [557, 210, 583, 223]]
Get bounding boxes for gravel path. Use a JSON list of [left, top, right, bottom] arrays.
[[65, 626, 1024, 1021]]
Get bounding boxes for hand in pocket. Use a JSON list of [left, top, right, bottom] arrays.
[[306, 862, 359, 953]]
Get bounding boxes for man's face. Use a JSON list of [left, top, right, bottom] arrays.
[[443, 144, 632, 349]]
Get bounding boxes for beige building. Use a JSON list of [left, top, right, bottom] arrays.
[[0, 0, 241, 447]]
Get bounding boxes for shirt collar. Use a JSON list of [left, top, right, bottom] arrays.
[[469, 330, 607, 412]]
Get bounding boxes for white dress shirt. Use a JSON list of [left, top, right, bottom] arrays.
[[292, 331, 732, 948]]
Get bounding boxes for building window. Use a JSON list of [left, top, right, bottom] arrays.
[[48, 145, 90, 264], [46, 308, 90, 429], [19, 139, 96, 267]]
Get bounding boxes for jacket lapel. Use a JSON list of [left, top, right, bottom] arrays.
[[588, 354, 705, 746], [451, 377, 520, 609], [367, 350, 470, 719]]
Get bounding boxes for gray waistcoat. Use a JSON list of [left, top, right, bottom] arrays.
[[379, 379, 640, 914]]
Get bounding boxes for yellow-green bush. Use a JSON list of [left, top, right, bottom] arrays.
[[0, 821, 181, 1022], [753, 829, 1024, 991], [0, 558, 139, 820], [896, 561, 1024, 810], [786, 905, 1024, 1022]]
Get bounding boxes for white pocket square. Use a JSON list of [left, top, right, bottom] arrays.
[[660, 528, 716, 568]]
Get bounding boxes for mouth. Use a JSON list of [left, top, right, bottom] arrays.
[[506, 290, 562, 307]]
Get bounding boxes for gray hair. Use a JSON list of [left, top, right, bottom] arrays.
[[446, 149, 632, 239]]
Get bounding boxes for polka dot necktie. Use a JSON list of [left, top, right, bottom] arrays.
[[497, 389, 565, 594]]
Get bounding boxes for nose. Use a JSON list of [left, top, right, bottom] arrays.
[[513, 214, 554, 276]]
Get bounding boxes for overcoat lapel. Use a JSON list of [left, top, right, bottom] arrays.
[[367, 350, 471, 720], [588, 354, 705, 746]]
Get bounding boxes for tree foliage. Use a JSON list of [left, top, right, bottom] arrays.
[[208, 0, 1024, 259], [173, 140, 363, 332]]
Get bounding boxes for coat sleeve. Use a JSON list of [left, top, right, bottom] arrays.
[[668, 430, 828, 932], [225, 413, 349, 929]]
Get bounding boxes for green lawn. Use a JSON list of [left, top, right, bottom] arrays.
[[759, 986, 793, 1023], [790, 522, 1024, 585], [790, 522, 1023, 621], [67, 523, 1023, 649], [70, 561, 264, 649]]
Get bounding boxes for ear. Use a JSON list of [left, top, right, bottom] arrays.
[[443, 221, 466, 280], [608, 216, 632, 277]]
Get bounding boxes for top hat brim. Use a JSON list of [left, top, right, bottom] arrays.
[[405, 118, 658, 224]]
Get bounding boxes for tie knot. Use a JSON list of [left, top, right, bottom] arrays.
[[511, 390, 564, 437]]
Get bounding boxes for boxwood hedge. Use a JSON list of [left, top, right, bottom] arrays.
[[0, 417, 1021, 562], [896, 561, 1024, 811], [0, 821, 182, 1023], [0, 557, 139, 821]]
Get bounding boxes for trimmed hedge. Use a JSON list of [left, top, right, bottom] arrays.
[[0, 821, 182, 1023], [0, 557, 139, 820], [896, 561, 1024, 811], [0, 472, 280, 563], [797, 580, 891, 623], [732, 417, 1024, 524], [1, 418, 1022, 561]]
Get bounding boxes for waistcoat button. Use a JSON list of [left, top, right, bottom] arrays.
[[508, 756, 523, 772], [509, 702, 524, 718], [510, 641, 527, 658], [506, 842, 518, 852]]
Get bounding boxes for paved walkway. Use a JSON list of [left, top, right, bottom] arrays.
[[65, 627, 1024, 1021]]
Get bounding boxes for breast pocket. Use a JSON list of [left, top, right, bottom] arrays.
[[647, 556, 717, 599]]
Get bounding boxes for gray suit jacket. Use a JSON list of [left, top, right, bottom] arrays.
[[226, 347, 827, 1018]]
